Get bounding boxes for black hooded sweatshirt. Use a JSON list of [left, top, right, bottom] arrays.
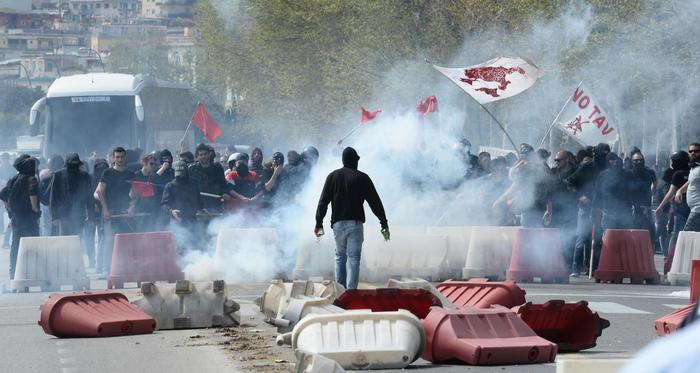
[[49, 154, 92, 222], [0, 155, 39, 221], [315, 147, 388, 229]]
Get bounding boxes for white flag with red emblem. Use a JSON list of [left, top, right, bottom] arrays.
[[433, 57, 544, 104], [556, 83, 619, 146]]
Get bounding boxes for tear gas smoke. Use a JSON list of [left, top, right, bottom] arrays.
[[181, 2, 700, 282]]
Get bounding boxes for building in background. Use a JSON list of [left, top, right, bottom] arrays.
[[142, 0, 195, 19]]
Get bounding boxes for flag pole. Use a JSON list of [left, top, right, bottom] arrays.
[[179, 120, 193, 153], [538, 80, 583, 150], [337, 124, 362, 145]]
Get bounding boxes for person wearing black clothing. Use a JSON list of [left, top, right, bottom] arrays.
[[94, 147, 135, 275], [83, 158, 109, 268], [250, 147, 264, 176], [657, 151, 691, 256], [0, 155, 40, 279], [130, 154, 160, 231], [49, 153, 92, 236], [627, 152, 657, 238], [188, 143, 232, 213], [315, 147, 389, 289], [548, 151, 579, 272], [162, 161, 202, 251]]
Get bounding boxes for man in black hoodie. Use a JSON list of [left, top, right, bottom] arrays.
[[315, 147, 389, 289], [49, 153, 92, 236], [0, 155, 40, 279]]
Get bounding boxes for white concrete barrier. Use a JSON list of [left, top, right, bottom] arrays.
[[426, 226, 473, 279], [11, 236, 89, 292], [131, 280, 240, 329], [362, 226, 449, 282], [668, 231, 700, 285], [293, 236, 335, 280], [462, 226, 519, 280], [256, 279, 345, 333], [291, 310, 424, 370], [295, 351, 346, 373]]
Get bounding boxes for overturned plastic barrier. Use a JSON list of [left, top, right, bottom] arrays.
[[594, 229, 660, 284], [507, 228, 569, 283], [11, 236, 90, 293], [39, 291, 156, 338], [668, 231, 700, 286], [692, 260, 700, 304], [362, 226, 450, 282], [290, 310, 424, 370], [462, 226, 519, 280], [387, 277, 454, 308], [293, 236, 336, 280], [426, 226, 473, 279], [654, 304, 696, 336], [513, 300, 610, 352], [131, 280, 240, 330], [333, 288, 441, 319], [107, 232, 184, 289], [436, 279, 526, 309], [422, 306, 557, 365], [256, 279, 345, 333], [295, 351, 346, 373]]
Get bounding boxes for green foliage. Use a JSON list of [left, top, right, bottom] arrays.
[[0, 84, 44, 149]]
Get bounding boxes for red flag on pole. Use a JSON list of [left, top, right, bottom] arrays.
[[129, 180, 155, 198], [416, 95, 438, 116], [191, 101, 222, 142], [361, 107, 381, 124]]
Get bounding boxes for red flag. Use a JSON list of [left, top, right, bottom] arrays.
[[129, 180, 155, 198], [361, 107, 381, 124], [416, 95, 438, 116], [191, 101, 222, 142]]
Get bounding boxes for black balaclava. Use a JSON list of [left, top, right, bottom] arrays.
[[236, 162, 249, 178], [632, 157, 646, 172], [342, 147, 360, 170], [14, 154, 37, 176], [595, 143, 611, 169], [173, 161, 188, 182], [671, 151, 690, 171]]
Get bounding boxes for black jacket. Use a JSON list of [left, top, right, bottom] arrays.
[[315, 147, 388, 229], [161, 178, 201, 220], [49, 167, 92, 222]]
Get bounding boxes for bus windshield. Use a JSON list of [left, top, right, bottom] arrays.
[[46, 96, 135, 157]]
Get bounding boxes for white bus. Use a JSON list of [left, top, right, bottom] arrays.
[[29, 73, 193, 158]]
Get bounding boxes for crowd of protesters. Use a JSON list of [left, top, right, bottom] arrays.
[[0, 138, 698, 281]]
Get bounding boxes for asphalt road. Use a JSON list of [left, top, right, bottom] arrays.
[[0, 245, 690, 373]]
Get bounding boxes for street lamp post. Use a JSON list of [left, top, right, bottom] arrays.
[[79, 47, 106, 72], [0, 59, 32, 89]]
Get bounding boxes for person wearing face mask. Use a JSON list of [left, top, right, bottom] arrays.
[[162, 161, 202, 226], [225, 153, 262, 216], [675, 143, 700, 232], [48, 153, 92, 237], [0, 155, 40, 279], [627, 151, 657, 238], [657, 151, 691, 258]]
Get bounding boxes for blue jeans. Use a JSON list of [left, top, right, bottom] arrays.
[[332, 220, 364, 289]]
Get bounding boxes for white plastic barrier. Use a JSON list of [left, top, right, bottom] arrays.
[[426, 226, 473, 279], [131, 280, 240, 329], [668, 231, 700, 285], [256, 279, 345, 333], [291, 310, 425, 370], [386, 277, 454, 308], [362, 226, 449, 282], [462, 226, 519, 280], [295, 351, 346, 373], [293, 236, 336, 280], [11, 236, 89, 292]]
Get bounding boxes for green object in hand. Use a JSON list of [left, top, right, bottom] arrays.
[[381, 228, 390, 241]]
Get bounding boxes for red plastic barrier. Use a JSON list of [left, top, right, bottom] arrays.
[[333, 288, 441, 319], [664, 245, 676, 275], [436, 279, 526, 309], [594, 229, 660, 284], [506, 228, 569, 283], [691, 260, 700, 304], [654, 304, 695, 336], [107, 231, 184, 289], [513, 300, 610, 352], [422, 306, 557, 365], [38, 291, 156, 337]]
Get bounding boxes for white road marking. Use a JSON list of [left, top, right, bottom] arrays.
[[0, 305, 37, 310], [663, 304, 688, 309], [57, 348, 71, 355], [59, 358, 75, 365], [527, 292, 687, 300], [587, 302, 650, 314]]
